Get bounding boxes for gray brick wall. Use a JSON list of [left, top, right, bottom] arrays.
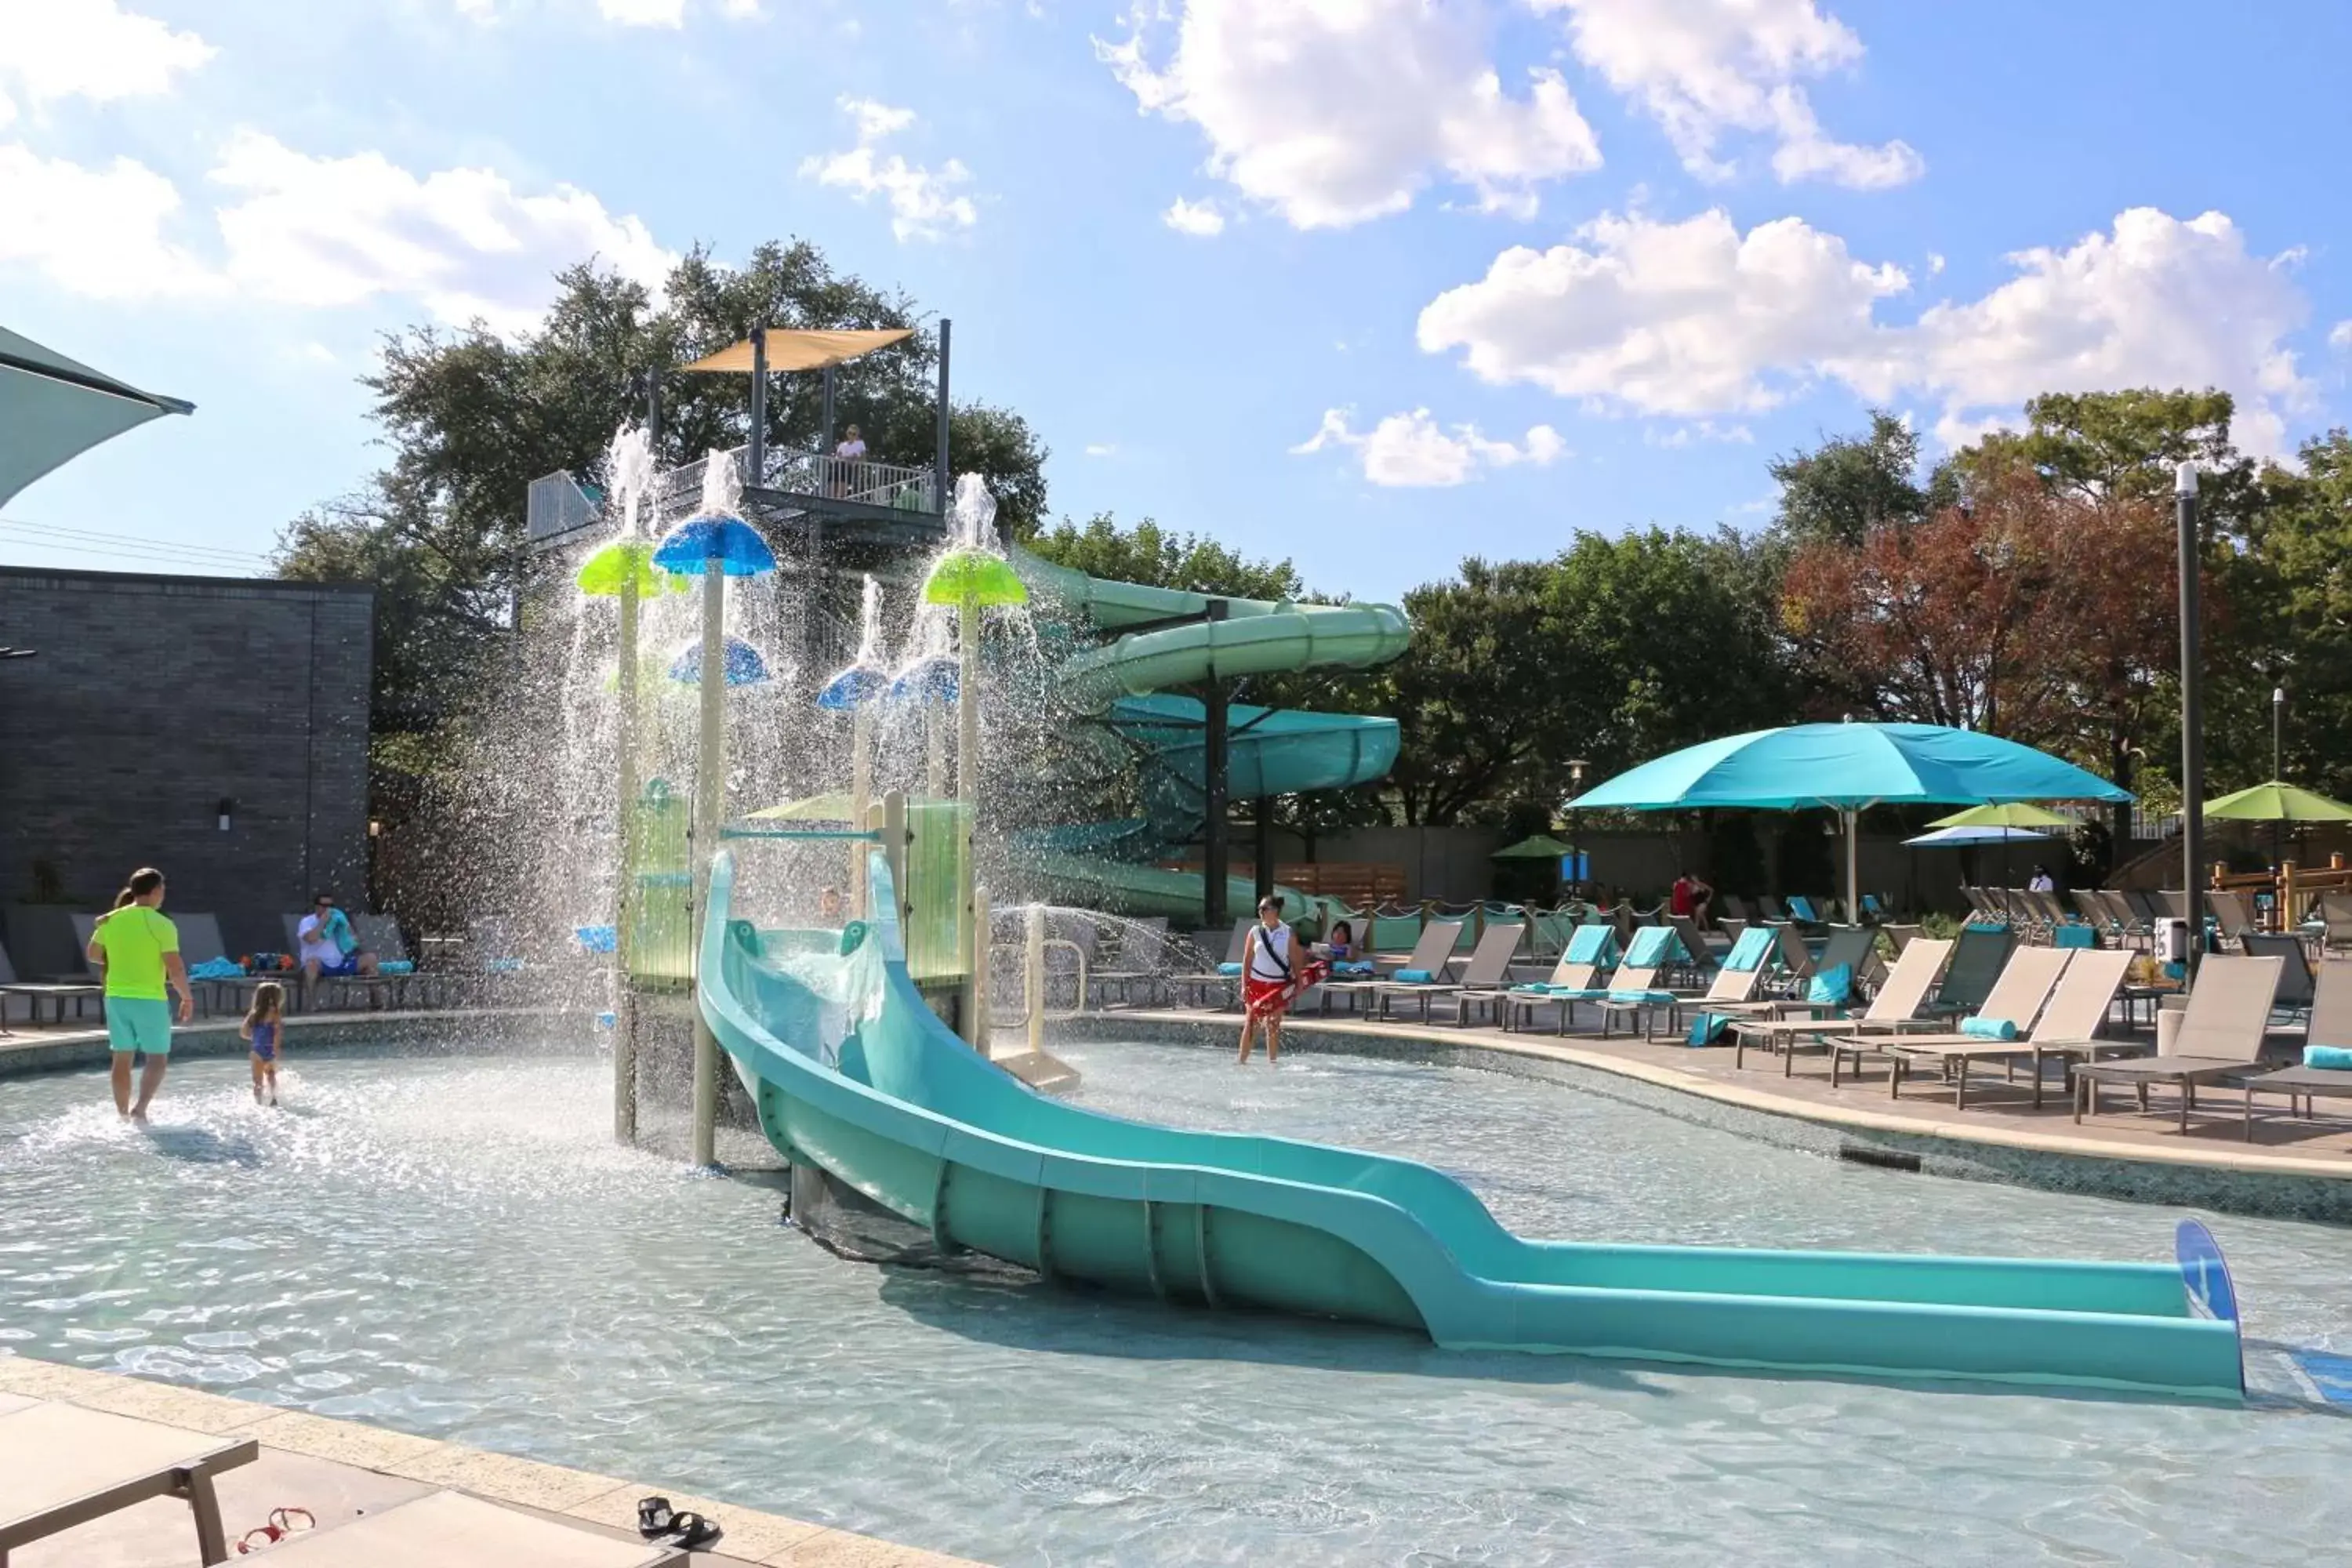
[[0, 567, 374, 967]]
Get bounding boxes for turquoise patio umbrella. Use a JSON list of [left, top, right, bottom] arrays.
[[1573, 722, 2129, 917]]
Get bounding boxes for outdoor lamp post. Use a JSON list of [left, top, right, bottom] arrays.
[[2274, 684, 2288, 870], [1566, 759, 1589, 895], [2177, 460, 2205, 977]]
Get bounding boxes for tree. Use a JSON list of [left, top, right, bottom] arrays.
[[1021, 512, 1303, 601], [1767, 410, 1929, 547], [1374, 560, 1564, 826], [2239, 429, 2352, 796]]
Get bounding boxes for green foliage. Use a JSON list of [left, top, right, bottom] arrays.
[[1022, 511, 1303, 601], [2237, 428, 2352, 796], [1767, 410, 1928, 546]]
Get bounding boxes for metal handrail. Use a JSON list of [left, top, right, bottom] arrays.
[[985, 938, 1088, 1025]]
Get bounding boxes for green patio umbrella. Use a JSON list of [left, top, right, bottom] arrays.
[[1929, 801, 2075, 830], [2201, 781, 2352, 822], [1493, 833, 1577, 858], [2, 325, 192, 506]]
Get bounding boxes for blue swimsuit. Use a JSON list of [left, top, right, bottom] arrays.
[[250, 1021, 278, 1063]]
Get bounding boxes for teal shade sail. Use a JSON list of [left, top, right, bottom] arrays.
[[1574, 723, 2131, 812], [0, 325, 192, 508]]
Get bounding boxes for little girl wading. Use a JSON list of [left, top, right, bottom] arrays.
[[1237, 898, 1327, 1066], [241, 982, 287, 1106]]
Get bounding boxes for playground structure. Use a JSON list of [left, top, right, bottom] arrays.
[[527, 323, 2247, 1404]]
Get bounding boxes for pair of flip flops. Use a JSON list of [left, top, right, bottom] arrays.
[[637, 1496, 723, 1550]]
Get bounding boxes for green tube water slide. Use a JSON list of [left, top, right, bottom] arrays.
[[1007, 548, 1411, 919], [702, 849, 2246, 1403]]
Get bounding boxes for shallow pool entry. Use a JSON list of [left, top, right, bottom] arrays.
[[5, 1043, 2352, 1566]]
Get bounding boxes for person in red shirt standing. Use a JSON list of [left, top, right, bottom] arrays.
[[1670, 869, 1715, 927]]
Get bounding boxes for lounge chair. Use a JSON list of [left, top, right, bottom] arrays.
[[1925, 923, 2013, 1019], [1319, 920, 1463, 1015], [0, 1397, 260, 1566], [1667, 913, 1730, 971], [1828, 943, 2071, 1088], [1168, 919, 1255, 1009], [2318, 892, 2352, 956], [254, 1488, 687, 1566], [1588, 927, 1697, 1040], [0, 935, 103, 1029], [1500, 926, 1619, 1034], [2239, 931, 2315, 1018], [1731, 937, 1953, 1073], [2070, 888, 2114, 933], [2206, 889, 2259, 949], [280, 913, 405, 1011], [1717, 894, 1752, 924], [1087, 916, 1170, 1007], [1692, 925, 1864, 1029], [2240, 960, 2352, 1139], [1882, 949, 2136, 1108], [1755, 895, 1788, 922], [2155, 889, 2194, 921], [1368, 920, 1522, 1024], [2072, 954, 2285, 1132]]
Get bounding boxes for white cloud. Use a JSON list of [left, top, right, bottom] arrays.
[[1162, 196, 1224, 237], [1647, 420, 1753, 446], [0, 0, 212, 122], [2330, 321, 2352, 353], [1926, 251, 1945, 276], [1421, 205, 2316, 458], [1097, 0, 1600, 230], [1084, 442, 1117, 457], [1540, 0, 1921, 189], [0, 143, 215, 299], [800, 97, 977, 241], [207, 131, 675, 332], [455, 0, 759, 23], [1418, 208, 1909, 416], [1292, 408, 1567, 487]]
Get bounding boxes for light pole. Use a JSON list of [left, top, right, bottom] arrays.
[[2273, 684, 2287, 873], [2176, 461, 2205, 978]]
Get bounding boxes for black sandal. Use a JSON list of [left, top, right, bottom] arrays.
[[637, 1497, 674, 1539], [637, 1497, 722, 1551]]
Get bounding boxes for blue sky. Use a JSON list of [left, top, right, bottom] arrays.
[[5, 0, 2351, 602]]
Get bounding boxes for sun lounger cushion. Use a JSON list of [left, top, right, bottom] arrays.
[[1685, 1013, 1731, 1045], [2303, 1045, 2352, 1069], [1621, 927, 1679, 967], [379, 959, 415, 975], [1959, 1016, 2019, 1040], [1608, 989, 1675, 1004], [2054, 924, 2098, 949], [1807, 964, 1852, 1005], [1394, 968, 1434, 984], [1722, 927, 1774, 972], [1565, 925, 1616, 964], [1218, 962, 1243, 976]]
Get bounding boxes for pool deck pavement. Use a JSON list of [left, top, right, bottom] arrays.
[[0, 1356, 983, 1567], [1097, 1005, 2352, 1179]]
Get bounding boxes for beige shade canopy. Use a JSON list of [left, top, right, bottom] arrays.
[[681, 328, 915, 374]]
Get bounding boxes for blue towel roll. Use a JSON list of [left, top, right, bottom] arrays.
[[1394, 968, 1434, 984], [1958, 1016, 2018, 1040], [2304, 1045, 2352, 1070], [1217, 962, 1243, 977]]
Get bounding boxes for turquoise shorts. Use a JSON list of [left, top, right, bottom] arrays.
[[107, 997, 174, 1056]]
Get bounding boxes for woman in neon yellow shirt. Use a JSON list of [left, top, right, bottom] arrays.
[[87, 866, 195, 1123]]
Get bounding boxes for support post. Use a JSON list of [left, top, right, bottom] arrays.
[[690, 560, 726, 1167], [882, 789, 908, 924], [1025, 902, 1047, 1058], [1200, 601, 1230, 932], [850, 707, 873, 918], [925, 693, 948, 799], [2176, 462, 2205, 980], [934, 318, 952, 517], [613, 568, 641, 1144], [746, 327, 768, 490], [1843, 808, 1861, 927], [821, 363, 837, 474], [956, 592, 984, 1047], [1254, 803, 1274, 914]]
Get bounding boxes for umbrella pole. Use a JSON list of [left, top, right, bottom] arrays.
[[1844, 808, 1860, 924], [691, 565, 725, 1167]]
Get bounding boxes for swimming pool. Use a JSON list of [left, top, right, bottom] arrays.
[[3, 1038, 2350, 1565]]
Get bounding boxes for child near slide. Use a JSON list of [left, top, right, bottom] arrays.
[[241, 982, 287, 1107]]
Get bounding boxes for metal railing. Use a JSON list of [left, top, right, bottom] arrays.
[[648, 443, 939, 522]]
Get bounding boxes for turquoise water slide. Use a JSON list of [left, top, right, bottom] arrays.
[[703, 850, 2245, 1402], [1009, 550, 1409, 918]]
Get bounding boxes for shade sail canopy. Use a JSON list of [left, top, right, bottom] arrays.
[[2202, 781, 2352, 823], [1494, 833, 1577, 859], [1904, 825, 2055, 848], [1929, 801, 2076, 830], [1573, 723, 2131, 812], [680, 328, 916, 374], [0, 325, 193, 508]]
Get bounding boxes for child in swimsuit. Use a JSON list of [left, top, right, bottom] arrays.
[[241, 982, 286, 1106]]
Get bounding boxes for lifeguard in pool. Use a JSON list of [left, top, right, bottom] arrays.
[[1237, 897, 1327, 1066]]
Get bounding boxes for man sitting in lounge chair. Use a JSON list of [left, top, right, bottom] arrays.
[[297, 893, 379, 985]]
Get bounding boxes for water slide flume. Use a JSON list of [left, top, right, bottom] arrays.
[[702, 849, 2245, 1403]]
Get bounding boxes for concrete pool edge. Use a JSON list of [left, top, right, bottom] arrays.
[[1069, 1011, 2352, 1225], [0, 1007, 564, 1078], [0, 1353, 985, 1566]]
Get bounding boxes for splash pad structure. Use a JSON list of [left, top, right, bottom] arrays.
[[521, 325, 2245, 1406]]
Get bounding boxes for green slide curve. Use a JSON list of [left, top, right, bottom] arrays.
[[702, 848, 2245, 1403], [1009, 548, 1410, 919]]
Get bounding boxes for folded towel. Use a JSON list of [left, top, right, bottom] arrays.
[[187, 958, 247, 981], [1393, 967, 1434, 984], [1331, 960, 1377, 976], [1958, 1016, 2018, 1040], [379, 960, 415, 975], [1217, 962, 1243, 977], [1608, 989, 1672, 1005], [1807, 963, 1852, 1006], [2053, 924, 2098, 949], [485, 957, 524, 973], [2304, 1045, 2352, 1070]]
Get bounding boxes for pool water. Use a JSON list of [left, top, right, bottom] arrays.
[[3, 1040, 2350, 1566]]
